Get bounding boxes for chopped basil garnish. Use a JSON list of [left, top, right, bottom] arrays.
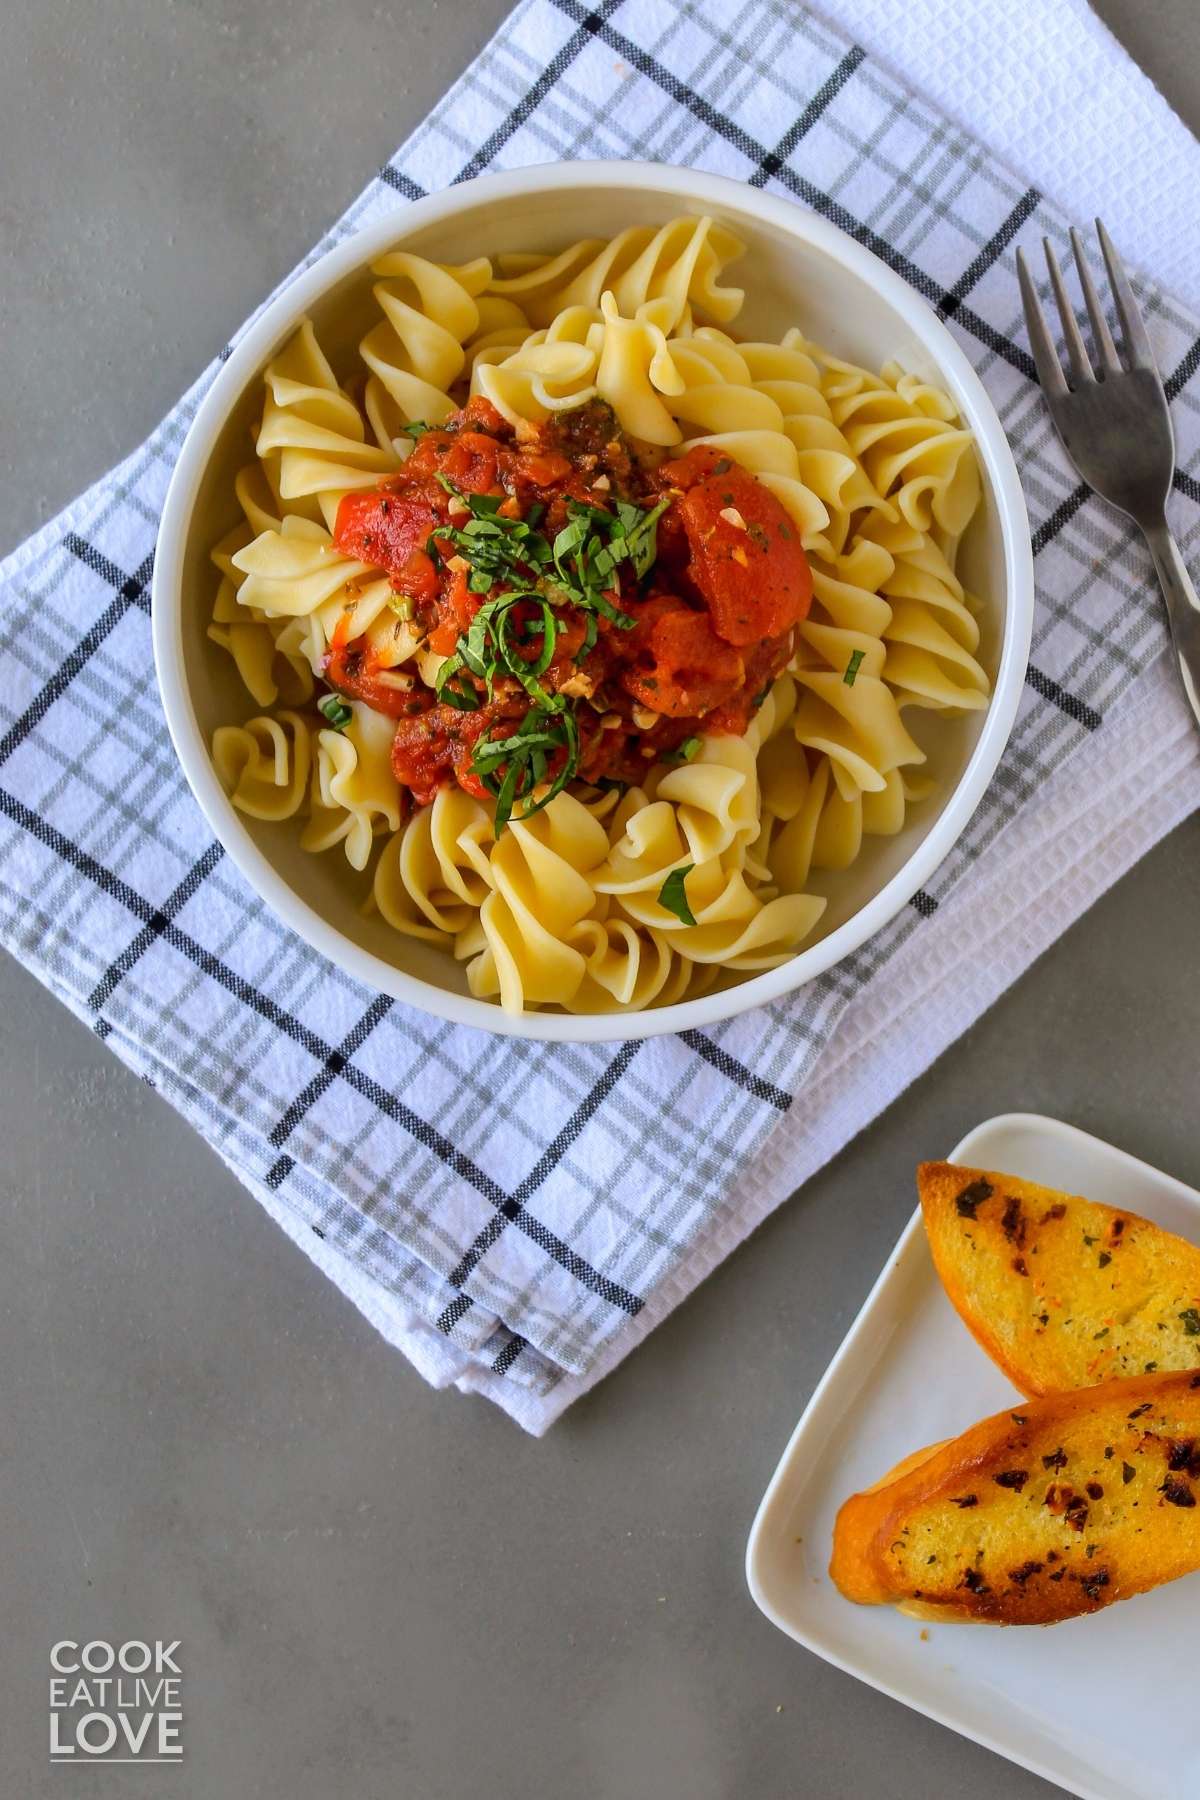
[[471, 703, 579, 835], [431, 477, 666, 639], [552, 498, 665, 598], [1180, 1308, 1200, 1336], [317, 693, 353, 731], [399, 420, 429, 439], [426, 473, 676, 832], [387, 594, 414, 621], [843, 648, 866, 686], [438, 667, 482, 712], [657, 864, 697, 926], [436, 589, 559, 712]]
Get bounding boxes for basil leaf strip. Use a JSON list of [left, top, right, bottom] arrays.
[[657, 864, 697, 926], [474, 704, 580, 835], [664, 735, 701, 764], [317, 693, 353, 731]]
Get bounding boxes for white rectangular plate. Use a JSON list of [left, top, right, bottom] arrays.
[[747, 1113, 1200, 1800]]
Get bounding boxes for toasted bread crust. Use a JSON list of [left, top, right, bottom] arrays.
[[918, 1162, 1200, 1396], [830, 1371, 1200, 1624]]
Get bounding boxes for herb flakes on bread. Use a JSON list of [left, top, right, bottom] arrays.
[[830, 1371, 1200, 1625], [918, 1162, 1200, 1396]]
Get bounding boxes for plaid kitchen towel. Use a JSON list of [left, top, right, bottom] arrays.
[[828, 0, 1200, 317], [3, 0, 1199, 1434]]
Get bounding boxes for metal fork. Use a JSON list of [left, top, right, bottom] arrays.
[[1017, 220, 1200, 732]]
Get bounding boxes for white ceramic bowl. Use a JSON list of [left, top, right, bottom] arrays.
[[153, 161, 1033, 1043]]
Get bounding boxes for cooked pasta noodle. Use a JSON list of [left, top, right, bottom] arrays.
[[213, 711, 311, 821], [360, 252, 490, 425], [484, 216, 745, 332], [207, 219, 991, 1015]]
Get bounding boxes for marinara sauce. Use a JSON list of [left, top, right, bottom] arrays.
[[327, 398, 813, 806]]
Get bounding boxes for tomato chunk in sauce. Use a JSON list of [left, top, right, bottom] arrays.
[[333, 492, 442, 607], [657, 445, 813, 646], [618, 595, 746, 719], [324, 398, 811, 806]]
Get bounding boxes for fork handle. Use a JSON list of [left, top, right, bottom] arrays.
[[1142, 519, 1200, 732]]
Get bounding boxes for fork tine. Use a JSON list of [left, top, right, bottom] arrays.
[[1016, 247, 1068, 398], [1096, 217, 1158, 372], [1070, 227, 1120, 375], [1043, 237, 1094, 386]]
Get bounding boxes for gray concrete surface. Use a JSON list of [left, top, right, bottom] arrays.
[[2, 3, 1197, 1796]]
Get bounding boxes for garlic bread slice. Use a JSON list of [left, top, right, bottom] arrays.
[[831, 1371, 1200, 1624], [919, 1162, 1200, 1395]]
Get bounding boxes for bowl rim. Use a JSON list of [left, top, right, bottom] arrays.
[[152, 158, 1034, 1044]]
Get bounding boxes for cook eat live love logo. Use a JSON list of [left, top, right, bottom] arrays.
[[49, 1640, 182, 1764]]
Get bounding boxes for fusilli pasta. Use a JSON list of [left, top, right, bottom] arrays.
[[207, 219, 991, 1015]]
